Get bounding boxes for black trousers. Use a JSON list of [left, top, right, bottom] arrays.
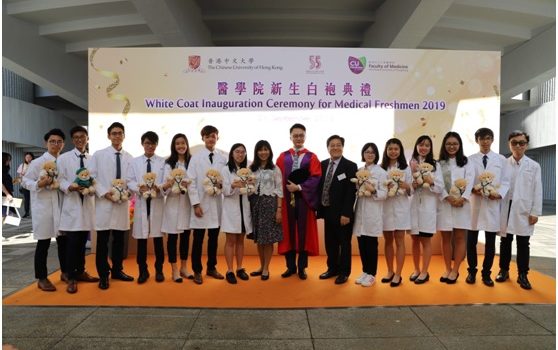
[[95, 229, 125, 278], [467, 230, 497, 276], [499, 233, 530, 274], [357, 236, 378, 276], [21, 188, 30, 216], [167, 230, 191, 263], [323, 207, 352, 276], [285, 196, 309, 272], [192, 228, 219, 273], [136, 237, 165, 273], [64, 231, 88, 280], [34, 236, 67, 279]]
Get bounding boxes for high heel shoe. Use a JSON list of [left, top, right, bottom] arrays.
[[381, 273, 394, 283], [414, 273, 430, 284], [446, 273, 459, 284], [390, 275, 402, 287]]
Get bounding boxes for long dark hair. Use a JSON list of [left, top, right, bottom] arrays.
[[250, 140, 275, 172], [227, 143, 247, 173], [439, 131, 468, 167], [165, 133, 191, 169], [380, 138, 408, 171], [411, 135, 437, 171], [24, 152, 35, 164], [361, 142, 379, 164]]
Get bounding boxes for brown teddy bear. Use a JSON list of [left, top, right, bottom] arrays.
[[141, 172, 158, 199], [39, 160, 60, 190], [203, 168, 223, 196], [236, 167, 256, 195], [110, 178, 130, 203], [168, 168, 191, 195], [350, 168, 376, 197], [385, 169, 406, 197]]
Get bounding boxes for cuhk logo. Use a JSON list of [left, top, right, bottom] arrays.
[[348, 56, 366, 74], [188, 55, 201, 70]]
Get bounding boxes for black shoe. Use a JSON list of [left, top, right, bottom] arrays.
[[390, 275, 402, 287], [261, 273, 270, 281], [98, 277, 109, 290], [466, 272, 476, 284], [206, 269, 225, 280], [236, 268, 249, 281], [193, 272, 203, 285], [137, 271, 150, 284], [250, 270, 263, 277], [319, 270, 338, 279], [409, 272, 419, 282], [496, 270, 509, 283], [155, 271, 165, 282], [446, 273, 459, 284], [517, 273, 532, 290], [414, 273, 430, 285], [440, 276, 448, 283], [281, 269, 296, 278], [112, 271, 135, 282], [298, 269, 307, 280], [380, 273, 394, 283], [482, 275, 494, 287], [226, 271, 237, 284], [334, 275, 348, 284]]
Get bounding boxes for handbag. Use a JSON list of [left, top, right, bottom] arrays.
[[2, 197, 22, 226]]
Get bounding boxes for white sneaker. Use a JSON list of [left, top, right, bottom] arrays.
[[361, 274, 376, 287], [355, 272, 368, 285]]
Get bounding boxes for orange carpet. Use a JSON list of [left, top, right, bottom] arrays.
[[3, 255, 555, 308]]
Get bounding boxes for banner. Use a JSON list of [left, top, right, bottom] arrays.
[[89, 47, 500, 161]]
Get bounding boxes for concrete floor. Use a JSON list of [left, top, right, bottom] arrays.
[[2, 216, 556, 350]]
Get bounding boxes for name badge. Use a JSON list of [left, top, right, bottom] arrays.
[[337, 173, 346, 181]]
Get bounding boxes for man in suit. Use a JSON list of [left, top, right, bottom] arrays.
[[318, 135, 357, 284]]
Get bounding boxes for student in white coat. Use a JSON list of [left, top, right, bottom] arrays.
[[436, 132, 475, 284], [466, 127, 510, 287], [409, 135, 443, 284], [353, 143, 388, 287], [57, 126, 100, 293], [127, 131, 166, 284], [187, 125, 227, 284], [161, 133, 194, 283], [496, 131, 542, 290], [23, 128, 67, 292], [90, 122, 135, 289], [221, 143, 253, 284], [380, 138, 412, 287]]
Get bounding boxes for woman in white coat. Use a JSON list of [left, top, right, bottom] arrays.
[[220, 143, 253, 284], [353, 143, 387, 287], [161, 133, 193, 283], [22, 128, 67, 292], [436, 132, 474, 284], [380, 138, 412, 287], [497, 131, 542, 290], [409, 135, 443, 284]]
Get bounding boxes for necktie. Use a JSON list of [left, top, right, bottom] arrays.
[[321, 160, 335, 206], [78, 154, 85, 168], [292, 149, 300, 170], [209, 152, 214, 164], [115, 152, 121, 179], [482, 155, 488, 169], [146, 158, 151, 216]]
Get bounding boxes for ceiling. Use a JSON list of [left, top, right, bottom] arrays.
[[2, 0, 556, 122]]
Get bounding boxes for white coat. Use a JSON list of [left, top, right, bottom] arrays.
[[187, 148, 226, 229], [382, 165, 412, 231], [353, 164, 387, 237], [436, 158, 475, 231], [89, 146, 133, 231], [220, 166, 253, 234], [57, 148, 95, 231], [500, 155, 542, 237], [127, 155, 165, 239], [410, 160, 444, 234], [22, 152, 62, 240], [161, 162, 192, 234], [469, 151, 510, 232]]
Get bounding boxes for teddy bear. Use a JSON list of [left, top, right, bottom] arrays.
[[168, 168, 191, 195], [236, 167, 256, 195], [449, 178, 468, 199], [110, 178, 130, 203], [141, 172, 158, 199], [473, 171, 499, 198], [385, 169, 406, 197], [413, 162, 434, 188], [203, 168, 223, 196], [73, 167, 96, 195], [350, 169, 377, 197], [39, 160, 60, 190]]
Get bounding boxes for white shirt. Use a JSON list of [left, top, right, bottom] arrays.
[[253, 167, 283, 197]]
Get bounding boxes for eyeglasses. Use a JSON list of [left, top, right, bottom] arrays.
[[510, 140, 528, 146], [48, 140, 64, 145], [363, 151, 375, 155], [110, 131, 124, 136]]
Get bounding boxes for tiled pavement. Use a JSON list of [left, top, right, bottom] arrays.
[[2, 213, 555, 350]]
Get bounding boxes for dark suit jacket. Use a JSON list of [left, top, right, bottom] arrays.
[[317, 156, 357, 221]]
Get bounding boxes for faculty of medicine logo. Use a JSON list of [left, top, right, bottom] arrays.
[[348, 56, 366, 74], [188, 55, 201, 70]]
